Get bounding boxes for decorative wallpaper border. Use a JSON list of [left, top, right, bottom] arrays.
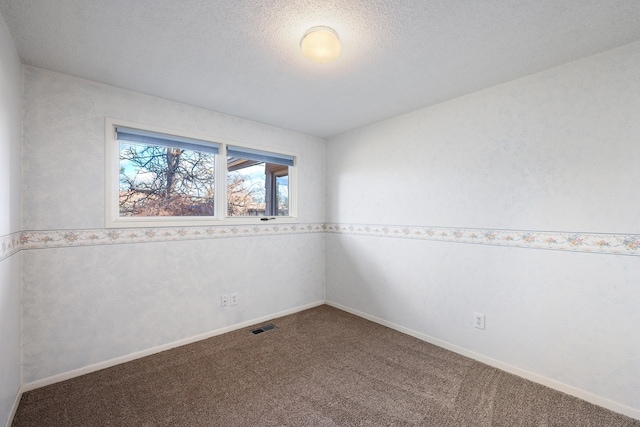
[[2, 223, 640, 259], [0, 232, 22, 262], [18, 223, 326, 251], [325, 224, 640, 256]]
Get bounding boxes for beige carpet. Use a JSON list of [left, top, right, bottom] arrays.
[[12, 305, 640, 426]]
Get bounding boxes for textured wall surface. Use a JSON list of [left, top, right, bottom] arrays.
[[21, 67, 326, 383], [0, 12, 23, 427], [22, 234, 325, 383], [325, 41, 640, 413], [22, 67, 326, 230], [327, 41, 640, 233]]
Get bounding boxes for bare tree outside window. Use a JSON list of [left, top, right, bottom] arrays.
[[108, 121, 296, 227], [227, 162, 289, 216], [119, 143, 217, 217], [227, 173, 257, 216]]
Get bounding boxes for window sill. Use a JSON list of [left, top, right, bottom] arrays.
[[105, 216, 299, 229]]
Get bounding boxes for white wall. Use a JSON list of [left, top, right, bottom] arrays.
[[326, 41, 640, 415], [21, 67, 326, 383], [0, 12, 22, 427]]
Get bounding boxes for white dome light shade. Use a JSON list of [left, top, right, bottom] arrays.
[[300, 26, 341, 63]]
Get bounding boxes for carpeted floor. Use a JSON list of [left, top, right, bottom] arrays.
[[12, 305, 640, 426]]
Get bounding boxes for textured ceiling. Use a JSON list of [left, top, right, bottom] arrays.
[[2, 0, 640, 138]]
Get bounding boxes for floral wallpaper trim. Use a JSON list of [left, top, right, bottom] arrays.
[[325, 224, 640, 256], [17, 223, 326, 252], [3, 224, 640, 258], [0, 232, 22, 261]]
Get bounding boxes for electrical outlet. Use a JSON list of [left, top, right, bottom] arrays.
[[230, 293, 238, 306], [221, 295, 229, 307], [474, 312, 485, 330]]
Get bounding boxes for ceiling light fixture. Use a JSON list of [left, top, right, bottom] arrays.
[[300, 26, 341, 64]]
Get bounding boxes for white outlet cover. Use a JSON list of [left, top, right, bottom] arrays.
[[474, 312, 486, 330]]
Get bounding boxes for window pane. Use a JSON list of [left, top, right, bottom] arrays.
[[119, 142, 216, 217], [227, 156, 289, 217], [275, 175, 289, 216]]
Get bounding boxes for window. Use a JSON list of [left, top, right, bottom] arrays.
[[105, 119, 297, 227], [227, 146, 293, 217], [117, 126, 218, 218]]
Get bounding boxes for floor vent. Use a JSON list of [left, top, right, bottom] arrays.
[[251, 324, 276, 334]]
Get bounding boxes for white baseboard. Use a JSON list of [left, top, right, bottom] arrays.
[[5, 385, 23, 427], [22, 300, 324, 393], [326, 300, 640, 421]]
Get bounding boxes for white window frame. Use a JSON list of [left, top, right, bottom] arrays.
[[105, 118, 298, 228]]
